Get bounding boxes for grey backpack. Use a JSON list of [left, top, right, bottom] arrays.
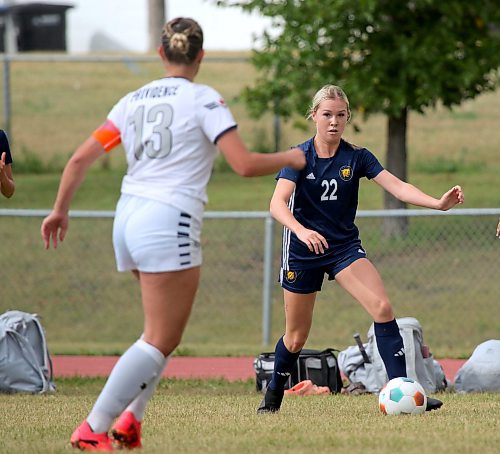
[[454, 339, 500, 393], [338, 317, 447, 394], [0, 310, 55, 393]]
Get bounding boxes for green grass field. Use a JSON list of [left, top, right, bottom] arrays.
[[2, 53, 500, 211], [0, 379, 498, 453], [0, 54, 499, 359], [3, 53, 500, 208]]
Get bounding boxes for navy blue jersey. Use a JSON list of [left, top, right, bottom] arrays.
[[277, 137, 383, 269], [0, 130, 12, 164]]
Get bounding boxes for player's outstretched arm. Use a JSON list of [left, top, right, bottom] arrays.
[[41, 137, 105, 249], [373, 170, 464, 211], [217, 129, 305, 177]]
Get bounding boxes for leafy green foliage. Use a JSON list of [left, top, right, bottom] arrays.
[[217, 0, 500, 119]]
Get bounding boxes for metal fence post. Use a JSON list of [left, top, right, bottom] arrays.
[[2, 56, 11, 138], [262, 213, 275, 346]]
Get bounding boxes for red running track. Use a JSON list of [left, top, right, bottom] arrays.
[[52, 356, 465, 384]]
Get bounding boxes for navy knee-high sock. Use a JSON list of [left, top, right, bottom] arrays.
[[269, 336, 301, 391], [374, 319, 407, 379]]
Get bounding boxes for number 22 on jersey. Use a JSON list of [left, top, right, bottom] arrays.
[[320, 179, 338, 201]]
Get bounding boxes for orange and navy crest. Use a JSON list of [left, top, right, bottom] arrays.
[[339, 165, 353, 181], [285, 270, 297, 283]]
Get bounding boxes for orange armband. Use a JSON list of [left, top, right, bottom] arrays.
[[92, 119, 121, 152]]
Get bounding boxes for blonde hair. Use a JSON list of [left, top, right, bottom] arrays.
[[161, 17, 203, 65], [307, 85, 351, 121]]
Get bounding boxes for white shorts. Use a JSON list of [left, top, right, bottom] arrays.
[[112, 194, 202, 272]]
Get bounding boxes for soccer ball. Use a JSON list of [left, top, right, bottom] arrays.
[[378, 377, 427, 415]]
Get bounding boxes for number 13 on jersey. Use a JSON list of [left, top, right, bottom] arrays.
[[127, 104, 174, 160]]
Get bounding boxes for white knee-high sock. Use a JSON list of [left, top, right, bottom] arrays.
[[86, 339, 165, 433], [124, 354, 170, 421]]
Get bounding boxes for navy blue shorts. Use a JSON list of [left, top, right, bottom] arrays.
[[279, 245, 368, 294]]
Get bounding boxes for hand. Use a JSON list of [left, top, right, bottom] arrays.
[[496, 218, 500, 238], [41, 211, 69, 249], [437, 185, 464, 211], [296, 227, 329, 254], [287, 148, 306, 170], [0, 152, 5, 176]]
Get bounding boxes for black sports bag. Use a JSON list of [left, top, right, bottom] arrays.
[[253, 348, 343, 394]]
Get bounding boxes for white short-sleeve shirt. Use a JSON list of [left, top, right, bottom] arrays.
[[107, 77, 237, 220]]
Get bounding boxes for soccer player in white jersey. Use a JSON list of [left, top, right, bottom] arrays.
[[257, 85, 464, 414], [41, 17, 305, 451]]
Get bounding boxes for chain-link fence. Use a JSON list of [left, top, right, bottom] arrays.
[[1, 208, 498, 358]]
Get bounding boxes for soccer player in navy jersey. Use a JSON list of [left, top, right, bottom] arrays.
[[258, 85, 464, 414], [0, 129, 15, 198]]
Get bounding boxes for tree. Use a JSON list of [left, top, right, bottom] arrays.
[[148, 0, 167, 51], [217, 0, 500, 235]]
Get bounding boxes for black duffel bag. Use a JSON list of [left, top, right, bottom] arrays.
[[253, 348, 342, 394]]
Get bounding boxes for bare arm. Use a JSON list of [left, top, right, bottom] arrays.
[[41, 136, 106, 249], [270, 178, 329, 255], [216, 129, 305, 177], [0, 152, 15, 198], [373, 169, 464, 210]]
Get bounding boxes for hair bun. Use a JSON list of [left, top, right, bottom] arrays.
[[170, 32, 189, 52]]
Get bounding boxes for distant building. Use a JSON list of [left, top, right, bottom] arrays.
[[0, 2, 73, 52]]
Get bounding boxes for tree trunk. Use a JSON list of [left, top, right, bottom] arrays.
[[148, 0, 167, 52], [383, 108, 408, 237]]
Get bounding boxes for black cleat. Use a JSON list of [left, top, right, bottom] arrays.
[[257, 387, 284, 414], [426, 396, 443, 411]]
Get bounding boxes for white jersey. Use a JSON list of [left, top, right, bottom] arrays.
[[107, 77, 237, 219]]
